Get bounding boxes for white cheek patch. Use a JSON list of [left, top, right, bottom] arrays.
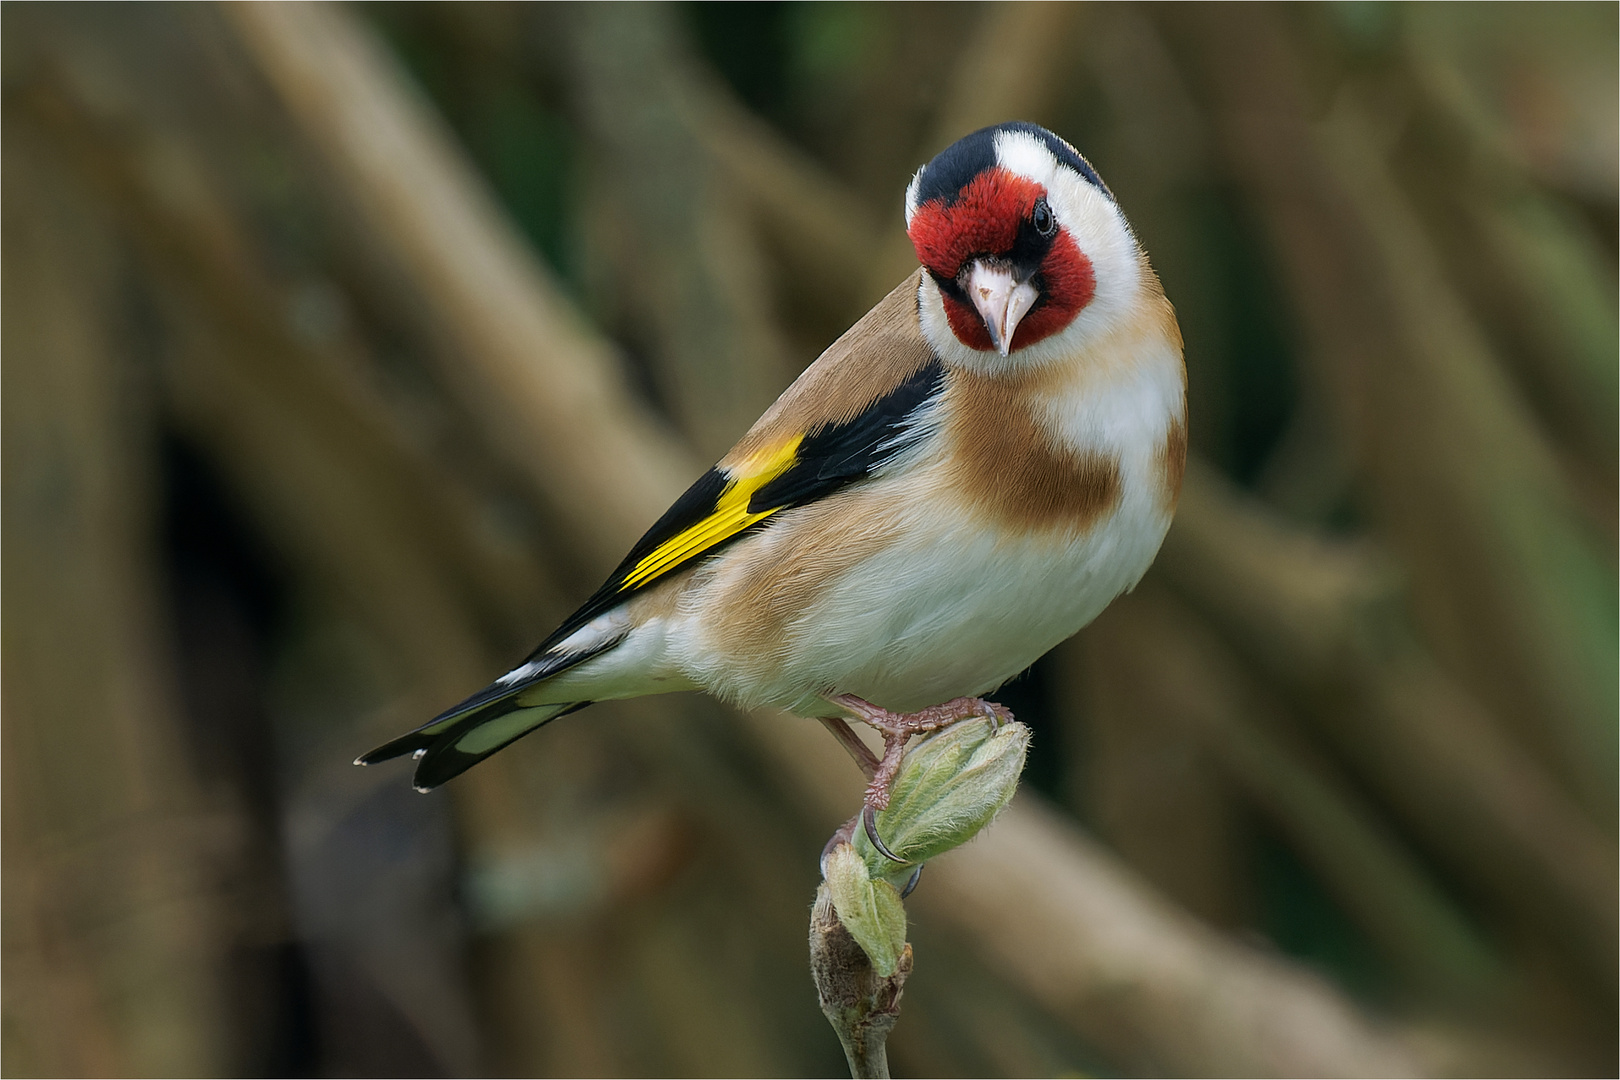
[[990, 130, 1143, 365], [1050, 172, 1141, 335]]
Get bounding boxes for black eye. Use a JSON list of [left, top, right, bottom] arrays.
[[1032, 198, 1055, 237]]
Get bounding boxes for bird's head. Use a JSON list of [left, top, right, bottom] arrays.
[[906, 122, 1141, 370]]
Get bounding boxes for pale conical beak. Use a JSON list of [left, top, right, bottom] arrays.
[[963, 259, 1039, 357]]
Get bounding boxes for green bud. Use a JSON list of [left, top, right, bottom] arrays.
[[853, 717, 1029, 881], [823, 842, 908, 977]]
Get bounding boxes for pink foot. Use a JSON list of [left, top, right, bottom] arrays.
[[829, 693, 1013, 864], [830, 694, 1014, 812]]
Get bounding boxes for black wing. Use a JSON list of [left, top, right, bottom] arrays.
[[543, 354, 945, 649]]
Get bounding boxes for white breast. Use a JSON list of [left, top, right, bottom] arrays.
[[777, 489, 1169, 714]]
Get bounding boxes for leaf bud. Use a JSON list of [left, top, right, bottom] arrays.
[[822, 842, 908, 977], [853, 716, 1028, 881]]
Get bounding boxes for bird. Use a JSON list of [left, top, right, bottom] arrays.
[[360, 121, 1186, 855]]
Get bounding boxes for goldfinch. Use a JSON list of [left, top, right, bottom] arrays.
[[361, 122, 1186, 831]]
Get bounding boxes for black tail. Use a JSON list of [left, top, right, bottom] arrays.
[[360, 619, 624, 789], [358, 693, 591, 791]]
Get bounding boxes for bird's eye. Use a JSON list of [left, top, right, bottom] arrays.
[[1032, 198, 1055, 237]]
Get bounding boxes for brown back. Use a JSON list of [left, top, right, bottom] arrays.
[[722, 272, 934, 468]]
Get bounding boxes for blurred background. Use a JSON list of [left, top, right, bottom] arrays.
[[3, 3, 1615, 1076]]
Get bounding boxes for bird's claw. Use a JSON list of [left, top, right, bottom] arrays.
[[900, 863, 923, 898], [862, 803, 905, 863]]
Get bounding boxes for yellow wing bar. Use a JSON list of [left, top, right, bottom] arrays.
[[619, 435, 804, 591]]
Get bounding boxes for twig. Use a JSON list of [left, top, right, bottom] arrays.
[[810, 885, 912, 1080], [1402, 54, 1618, 486]]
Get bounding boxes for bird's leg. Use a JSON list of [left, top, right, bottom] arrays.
[[817, 715, 880, 779], [830, 694, 1015, 863]]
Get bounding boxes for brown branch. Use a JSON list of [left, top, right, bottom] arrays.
[[225, 0, 697, 573], [1080, 583, 1502, 1004], [2, 112, 230, 1078], [1164, 4, 1617, 825], [14, 54, 631, 1078], [1161, 463, 1619, 991], [554, 4, 799, 456], [1403, 49, 1618, 484], [688, 72, 888, 323], [13, 62, 559, 721]]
